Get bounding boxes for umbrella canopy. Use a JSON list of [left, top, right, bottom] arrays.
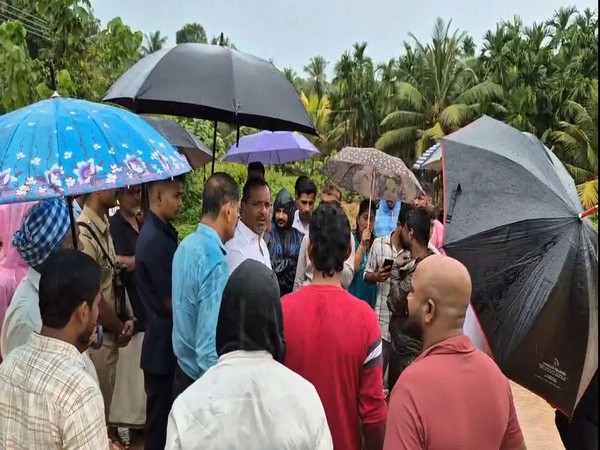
[[324, 146, 424, 201], [0, 98, 191, 205], [141, 116, 212, 168], [103, 44, 316, 135], [223, 131, 319, 165], [412, 142, 442, 171], [441, 115, 598, 416]]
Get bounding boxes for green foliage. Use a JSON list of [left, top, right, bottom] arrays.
[[0, 20, 40, 111], [0, 3, 596, 221], [176, 23, 207, 44]]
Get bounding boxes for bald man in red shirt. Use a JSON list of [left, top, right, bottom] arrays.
[[384, 255, 526, 450]]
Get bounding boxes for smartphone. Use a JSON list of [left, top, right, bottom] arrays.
[[382, 258, 394, 269]]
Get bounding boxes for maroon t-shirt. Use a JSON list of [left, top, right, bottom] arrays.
[[282, 284, 387, 450], [384, 335, 524, 450]]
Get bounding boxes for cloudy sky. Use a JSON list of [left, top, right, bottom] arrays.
[[91, 0, 597, 74]]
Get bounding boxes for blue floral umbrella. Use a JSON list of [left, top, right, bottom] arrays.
[[0, 97, 192, 204]]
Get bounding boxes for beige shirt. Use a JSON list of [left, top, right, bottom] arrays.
[[0, 333, 109, 449], [78, 205, 117, 312], [293, 232, 355, 291], [0, 268, 99, 383]]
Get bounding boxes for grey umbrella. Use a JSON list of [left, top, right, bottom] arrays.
[[442, 115, 597, 416], [103, 44, 316, 174], [141, 116, 212, 169]]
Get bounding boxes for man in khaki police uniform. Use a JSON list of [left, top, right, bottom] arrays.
[[77, 189, 135, 429]]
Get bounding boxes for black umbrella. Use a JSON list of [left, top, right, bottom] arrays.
[[141, 116, 212, 169], [441, 115, 598, 417], [103, 43, 316, 173]]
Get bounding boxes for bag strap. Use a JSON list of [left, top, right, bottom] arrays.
[[77, 222, 115, 270]]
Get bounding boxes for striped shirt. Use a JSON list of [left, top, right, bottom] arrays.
[[364, 233, 405, 341], [0, 333, 109, 449]]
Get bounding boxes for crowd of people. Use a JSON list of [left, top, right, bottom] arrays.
[[0, 159, 560, 450]]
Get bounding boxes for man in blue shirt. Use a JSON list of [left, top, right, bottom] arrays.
[[373, 192, 401, 238], [171, 173, 240, 397]]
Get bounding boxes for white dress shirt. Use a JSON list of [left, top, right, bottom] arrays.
[[0, 268, 99, 384], [165, 350, 333, 450], [292, 209, 309, 235], [225, 220, 272, 274]]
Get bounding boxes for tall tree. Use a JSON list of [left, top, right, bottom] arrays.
[[142, 30, 167, 55], [176, 22, 207, 44], [377, 18, 504, 161], [303, 55, 328, 99], [549, 81, 598, 207]]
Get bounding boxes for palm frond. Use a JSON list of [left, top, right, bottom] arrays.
[[380, 110, 426, 128], [375, 126, 419, 151], [577, 178, 598, 208]]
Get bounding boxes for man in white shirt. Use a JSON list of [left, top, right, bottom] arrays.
[[293, 185, 355, 290], [166, 260, 332, 450], [292, 176, 317, 234], [225, 177, 272, 273]]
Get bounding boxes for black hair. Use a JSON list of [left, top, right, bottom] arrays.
[[294, 175, 309, 192], [201, 172, 240, 218], [148, 175, 185, 194], [295, 177, 317, 198], [39, 249, 101, 329], [248, 162, 265, 179], [397, 201, 414, 226], [355, 198, 377, 245], [309, 202, 351, 278], [242, 177, 270, 203], [406, 206, 431, 246]]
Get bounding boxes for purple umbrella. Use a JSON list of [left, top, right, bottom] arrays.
[[223, 131, 319, 165]]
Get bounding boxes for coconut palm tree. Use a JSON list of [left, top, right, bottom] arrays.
[[303, 56, 328, 99], [300, 91, 338, 154], [142, 30, 167, 55], [549, 81, 598, 208], [376, 18, 504, 162]]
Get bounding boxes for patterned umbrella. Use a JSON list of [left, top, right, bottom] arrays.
[[0, 97, 191, 205], [323, 147, 424, 201]]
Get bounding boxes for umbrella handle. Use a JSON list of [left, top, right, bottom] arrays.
[[579, 205, 598, 220], [366, 167, 376, 231], [445, 184, 462, 225]]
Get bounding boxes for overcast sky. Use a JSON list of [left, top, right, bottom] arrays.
[[91, 0, 597, 75]]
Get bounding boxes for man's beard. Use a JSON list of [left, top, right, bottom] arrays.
[[299, 211, 311, 223], [401, 311, 424, 342], [276, 219, 287, 228], [77, 323, 96, 351]]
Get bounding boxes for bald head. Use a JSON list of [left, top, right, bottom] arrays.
[[414, 255, 472, 314], [405, 255, 472, 348]]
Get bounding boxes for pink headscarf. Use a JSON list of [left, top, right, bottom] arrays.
[[0, 202, 36, 333]]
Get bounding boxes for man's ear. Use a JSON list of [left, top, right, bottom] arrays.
[[345, 238, 352, 260], [307, 239, 315, 263], [75, 301, 88, 326], [423, 299, 436, 324]]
